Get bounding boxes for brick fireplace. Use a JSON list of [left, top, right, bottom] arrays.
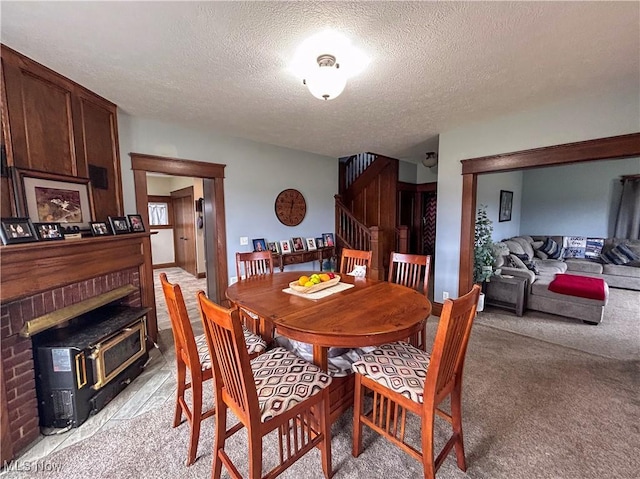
[[0, 233, 155, 461]]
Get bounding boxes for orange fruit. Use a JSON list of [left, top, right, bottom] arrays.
[[319, 273, 330, 282], [298, 276, 309, 286]]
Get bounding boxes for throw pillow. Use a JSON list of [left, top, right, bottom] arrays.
[[508, 254, 527, 269], [600, 243, 640, 265], [535, 250, 548, 259], [539, 237, 564, 260], [585, 238, 605, 260], [513, 253, 540, 275]]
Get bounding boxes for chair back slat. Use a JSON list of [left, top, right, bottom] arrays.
[[388, 252, 431, 296], [197, 291, 259, 422], [160, 273, 201, 372], [339, 249, 373, 276], [236, 251, 274, 279], [424, 285, 480, 402]]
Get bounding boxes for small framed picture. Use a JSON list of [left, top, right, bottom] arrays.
[[280, 239, 292, 254], [267, 241, 280, 254], [252, 238, 267, 252], [322, 233, 335, 247], [306, 238, 317, 251], [34, 222, 64, 241], [0, 217, 39, 245], [291, 237, 305, 252], [315, 237, 324, 248], [109, 216, 130, 235], [127, 214, 145, 233], [90, 221, 111, 236]]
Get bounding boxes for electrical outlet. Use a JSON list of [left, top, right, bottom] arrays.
[[240, 236, 248, 246], [442, 291, 450, 301]]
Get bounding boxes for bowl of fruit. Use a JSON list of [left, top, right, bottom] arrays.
[[289, 273, 340, 294]]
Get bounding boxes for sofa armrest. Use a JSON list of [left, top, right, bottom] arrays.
[[495, 267, 536, 286]]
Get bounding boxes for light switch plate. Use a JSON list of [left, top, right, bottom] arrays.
[[240, 236, 248, 246]]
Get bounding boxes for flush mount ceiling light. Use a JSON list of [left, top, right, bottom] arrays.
[[422, 152, 438, 168], [290, 30, 369, 101]]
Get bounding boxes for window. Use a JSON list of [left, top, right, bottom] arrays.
[[147, 196, 172, 228]]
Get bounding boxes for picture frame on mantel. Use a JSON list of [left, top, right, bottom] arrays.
[[13, 168, 94, 230], [499, 190, 513, 222], [0, 217, 39, 245]]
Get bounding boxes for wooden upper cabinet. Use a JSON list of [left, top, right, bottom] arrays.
[[1, 45, 123, 219], [2, 47, 81, 175], [76, 92, 122, 219]]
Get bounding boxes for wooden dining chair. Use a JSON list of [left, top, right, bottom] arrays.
[[339, 248, 373, 277], [197, 292, 333, 479], [235, 251, 275, 336], [351, 284, 481, 479], [388, 252, 432, 350], [159, 273, 266, 466]]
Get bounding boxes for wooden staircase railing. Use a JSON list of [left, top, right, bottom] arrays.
[[342, 152, 377, 191], [335, 196, 371, 252]]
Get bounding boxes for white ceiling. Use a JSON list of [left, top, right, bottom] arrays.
[[1, 1, 638, 162]]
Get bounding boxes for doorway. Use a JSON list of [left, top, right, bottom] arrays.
[[458, 132, 640, 296], [131, 153, 229, 342], [397, 181, 437, 255]]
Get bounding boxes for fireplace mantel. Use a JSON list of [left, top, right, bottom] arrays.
[[1, 233, 149, 301]]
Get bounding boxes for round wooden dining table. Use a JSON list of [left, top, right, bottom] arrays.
[[226, 271, 432, 422]]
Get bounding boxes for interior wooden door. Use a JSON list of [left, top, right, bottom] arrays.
[[171, 186, 197, 276]]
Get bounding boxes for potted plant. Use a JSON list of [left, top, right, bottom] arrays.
[[473, 204, 495, 311]]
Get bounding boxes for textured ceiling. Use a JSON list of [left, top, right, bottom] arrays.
[[1, 1, 639, 162]]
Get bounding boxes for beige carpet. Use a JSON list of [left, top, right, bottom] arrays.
[[3, 323, 638, 479], [476, 288, 640, 361]]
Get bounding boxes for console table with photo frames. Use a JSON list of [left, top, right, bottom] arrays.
[[273, 246, 335, 272]]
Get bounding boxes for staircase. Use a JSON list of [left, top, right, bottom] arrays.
[[336, 152, 407, 279]]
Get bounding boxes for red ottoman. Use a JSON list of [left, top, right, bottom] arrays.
[[528, 274, 609, 325]]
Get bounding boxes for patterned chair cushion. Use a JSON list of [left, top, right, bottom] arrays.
[[352, 341, 431, 404], [243, 326, 268, 355], [274, 335, 374, 377], [251, 347, 332, 422], [194, 333, 212, 370], [195, 327, 267, 370]]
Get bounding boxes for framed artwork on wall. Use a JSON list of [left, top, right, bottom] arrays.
[[499, 190, 513, 222], [13, 168, 93, 230]]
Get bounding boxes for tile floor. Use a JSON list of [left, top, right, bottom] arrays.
[[3, 268, 205, 469]]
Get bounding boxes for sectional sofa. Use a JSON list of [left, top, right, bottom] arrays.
[[490, 236, 640, 323]]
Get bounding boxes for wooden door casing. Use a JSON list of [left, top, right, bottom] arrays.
[[172, 186, 197, 276]]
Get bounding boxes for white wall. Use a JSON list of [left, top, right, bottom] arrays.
[[477, 171, 523, 242], [434, 87, 640, 301], [520, 157, 640, 237], [398, 160, 417, 183], [118, 115, 337, 282]]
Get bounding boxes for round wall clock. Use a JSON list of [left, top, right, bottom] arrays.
[[274, 189, 307, 226]]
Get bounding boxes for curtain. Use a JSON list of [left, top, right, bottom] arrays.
[[614, 177, 640, 239]]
